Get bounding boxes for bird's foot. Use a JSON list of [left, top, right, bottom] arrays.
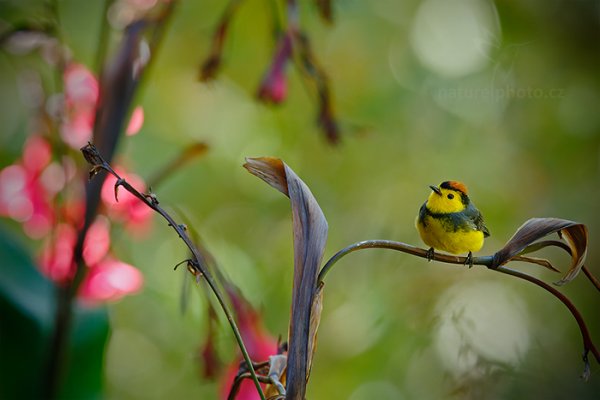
[[426, 247, 435, 262], [464, 251, 474, 268]]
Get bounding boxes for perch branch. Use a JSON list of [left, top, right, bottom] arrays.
[[317, 239, 600, 378]]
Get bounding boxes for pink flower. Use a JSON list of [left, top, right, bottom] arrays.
[[0, 136, 55, 239], [82, 216, 111, 266], [257, 33, 292, 104], [38, 217, 111, 283], [79, 258, 143, 303], [63, 63, 99, 108], [219, 290, 278, 399], [37, 216, 144, 303], [38, 223, 77, 282], [61, 63, 99, 149], [101, 167, 153, 234], [257, 69, 287, 104], [22, 135, 52, 173], [60, 111, 95, 149], [126, 106, 144, 136]]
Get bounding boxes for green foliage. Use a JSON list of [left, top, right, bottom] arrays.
[[0, 226, 109, 399]]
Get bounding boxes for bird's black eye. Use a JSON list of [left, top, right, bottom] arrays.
[[447, 193, 454, 199]]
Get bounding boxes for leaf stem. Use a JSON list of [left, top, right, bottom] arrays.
[[94, 0, 114, 74]]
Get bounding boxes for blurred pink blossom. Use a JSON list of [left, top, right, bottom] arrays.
[[101, 167, 153, 234], [82, 216, 111, 266], [63, 63, 99, 108], [257, 33, 292, 104], [22, 135, 52, 173], [126, 105, 144, 136], [38, 215, 143, 303], [257, 69, 287, 104], [79, 258, 143, 303], [219, 291, 278, 400], [0, 136, 55, 239], [61, 63, 99, 149], [38, 223, 77, 282], [0, 62, 147, 305], [38, 218, 111, 283], [60, 111, 95, 149]]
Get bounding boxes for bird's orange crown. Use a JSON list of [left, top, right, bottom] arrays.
[[440, 180, 468, 195]]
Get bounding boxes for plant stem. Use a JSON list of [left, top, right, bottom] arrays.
[[43, 285, 74, 399], [94, 0, 115, 74], [583, 266, 600, 292], [81, 144, 266, 400]]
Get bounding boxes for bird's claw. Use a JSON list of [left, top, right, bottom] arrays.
[[426, 247, 435, 262], [464, 251, 474, 268]]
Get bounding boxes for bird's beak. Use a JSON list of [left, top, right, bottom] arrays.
[[429, 185, 442, 195]]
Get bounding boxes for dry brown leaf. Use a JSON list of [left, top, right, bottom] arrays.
[[244, 157, 328, 400], [244, 157, 288, 196], [492, 218, 588, 285], [264, 354, 287, 398]]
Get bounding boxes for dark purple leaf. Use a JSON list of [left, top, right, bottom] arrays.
[[492, 218, 588, 285], [244, 157, 328, 400]]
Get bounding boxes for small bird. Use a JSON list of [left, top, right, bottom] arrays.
[[416, 181, 490, 267]]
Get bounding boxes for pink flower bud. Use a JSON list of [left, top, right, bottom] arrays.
[[257, 33, 292, 104]]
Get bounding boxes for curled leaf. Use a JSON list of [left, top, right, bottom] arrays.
[[265, 354, 288, 397], [244, 157, 328, 400], [244, 157, 288, 195], [492, 218, 588, 285]]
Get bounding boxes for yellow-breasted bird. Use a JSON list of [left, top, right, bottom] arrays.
[[416, 181, 490, 267]]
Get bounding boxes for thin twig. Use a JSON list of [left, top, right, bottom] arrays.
[[228, 372, 271, 400], [147, 142, 209, 188], [81, 143, 266, 400], [583, 266, 600, 292]]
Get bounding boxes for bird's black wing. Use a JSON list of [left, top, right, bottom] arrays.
[[418, 201, 428, 226], [464, 203, 490, 237]]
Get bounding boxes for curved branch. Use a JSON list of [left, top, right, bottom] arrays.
[[317, 239, 600, 378], [496, 265, 600, 376], [318, 239, 495, 284]]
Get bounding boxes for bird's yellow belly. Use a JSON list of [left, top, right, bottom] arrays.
[[416, 215, 484, 255]]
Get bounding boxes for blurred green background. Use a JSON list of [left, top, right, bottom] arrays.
[[1, 0, 599, 399]]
